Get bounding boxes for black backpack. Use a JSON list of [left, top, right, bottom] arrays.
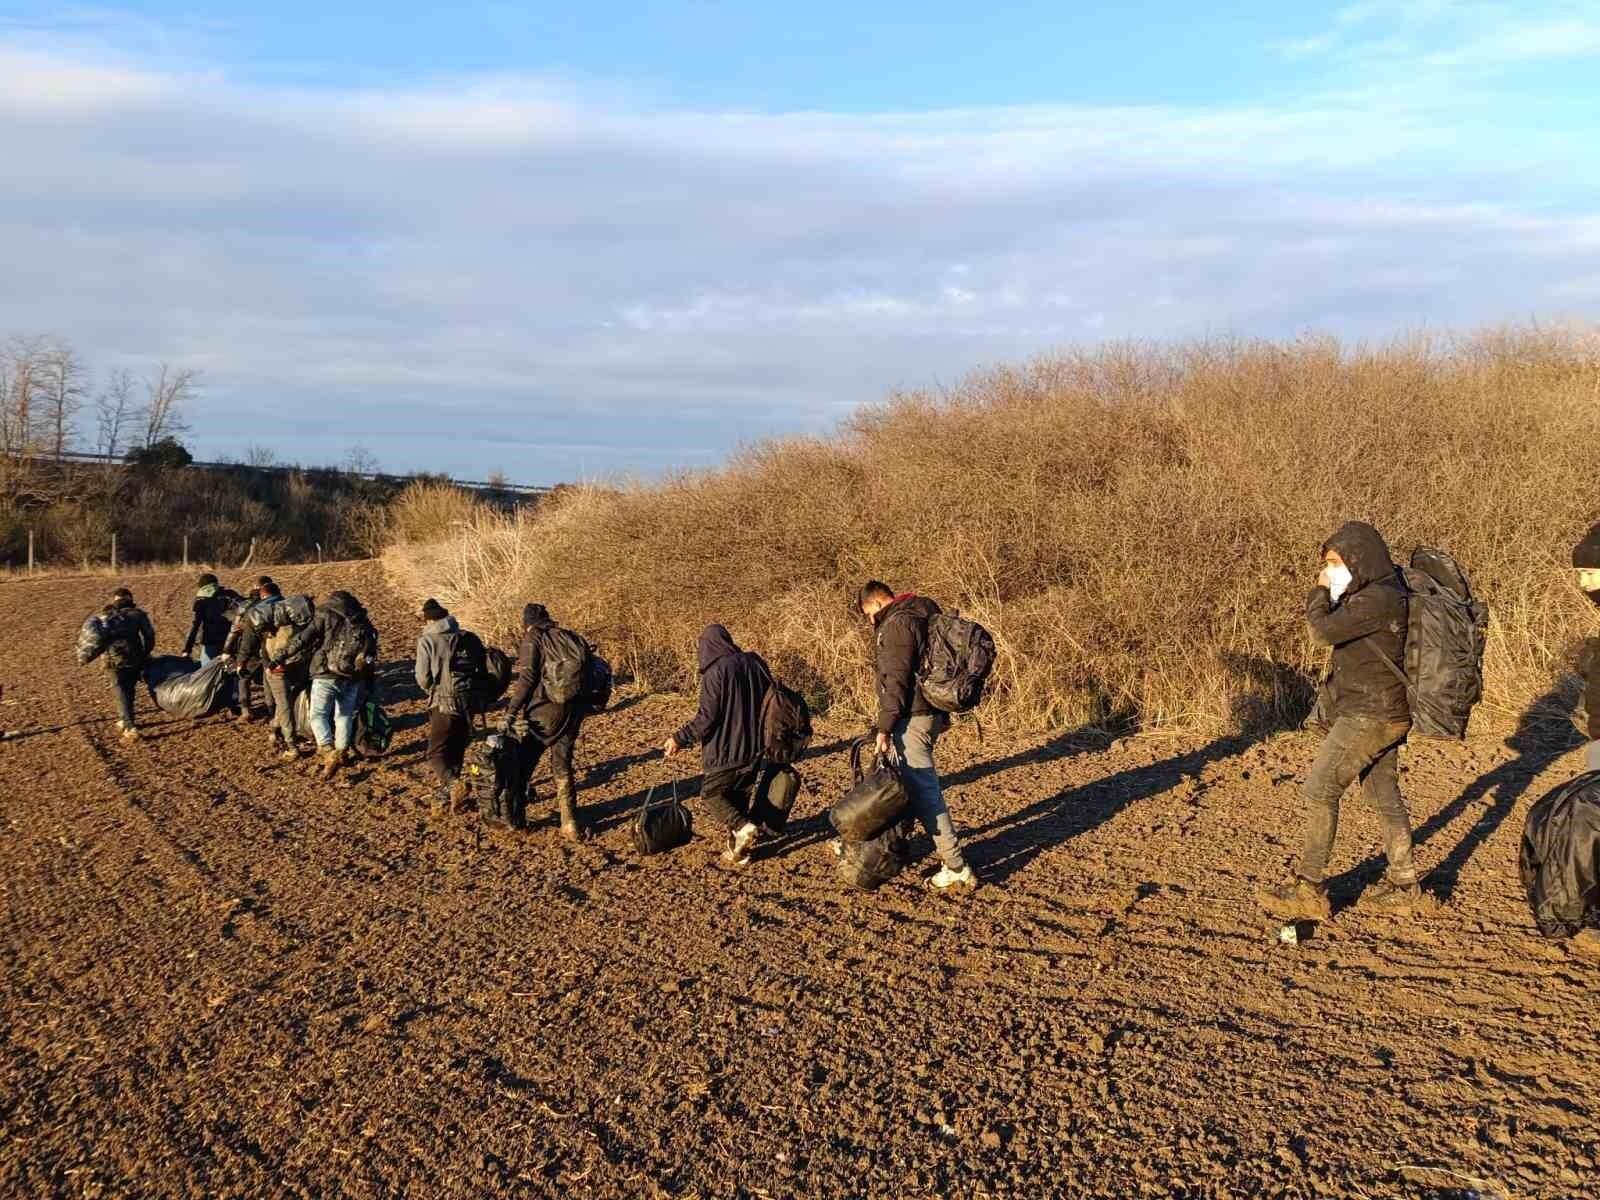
[[325, 608, 379, 679], [539, 627, 589, 705], [757, 661, 812, 765], [918, 611, 997, 714], [276, 594, 314, 629], [466, 734, 524, 830], [445, 629, 489, 704], [1371, 548, 1489, 740], [1520, 771, 1600, 938], [102, 609, 145, 669], [751, 763, 803, 835], [581, 651, 614, 712]]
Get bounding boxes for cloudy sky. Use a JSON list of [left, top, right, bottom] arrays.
[[0, 2, 1594, 483]]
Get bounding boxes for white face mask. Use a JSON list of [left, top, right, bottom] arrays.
[[1326, 564, 1353, 603]]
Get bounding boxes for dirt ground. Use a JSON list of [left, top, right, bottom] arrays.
[[1, 561, 1596, 1199]]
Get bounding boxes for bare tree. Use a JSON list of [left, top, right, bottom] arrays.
[[95, 369, 136, 461], [244, 443, 278, 468], [38, 342, 86, 457], [140, 363, 197, 449], [2, 336, 49, 455], [343, 445, 380, 476]]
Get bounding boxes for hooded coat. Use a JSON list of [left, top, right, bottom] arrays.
[[1306, 521, 1410, 723], [184, 584, 238, 656], [504, 604, 577, 743], [415, 614, 464, 714], [872, 594, 941, 733], [278, 591, 367, 679], [1572, 523, 1600, 740], [674, 624, 770, 771]]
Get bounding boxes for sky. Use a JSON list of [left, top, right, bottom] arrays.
[[0, 2, 1595, 483]]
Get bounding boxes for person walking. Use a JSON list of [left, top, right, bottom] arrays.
[[182, 573, 237, 665], [1572, 522, 1600, 772], [500, 604, 589, 841], [415, 598, 473, 813], [273, 590, 377, 780], [97, 587, 156, 741], [1261, 521, 1422, 920]]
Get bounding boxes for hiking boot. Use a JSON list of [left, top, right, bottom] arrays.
[[721, 822, 761, 867], [448, 777, 471, 812], [120, 725, 141, 742], [318, 749, 342, 781], [555, 780, 586, 843], [278, 747, 300, 762], [1568, 928, 1600, 961], [1258, 876, 1332, 922], [1359, 878, 1422, 913], [930, 864, 977, 891], [430, 786, 452, 816], [234, 709, 253, 726]]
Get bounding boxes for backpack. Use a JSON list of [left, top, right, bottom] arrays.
[[580, 651, 614, 712], [1520, 771, 1600, 938], [751, 763, 803, 835], [444, 629, 489, 704], [1371, 548, 1490, 740], [324, 608, 378, 679], [539, 627, 589, 705], [355, 700, 393, 757], [277, 594, 314, 629], [917, 611, 997, 714], [480, 647, 513, 708], [758, 663, 813, 765], [835, 820, 912, 891], [102, 609, 145, 669], [465, 734, 524, 830]]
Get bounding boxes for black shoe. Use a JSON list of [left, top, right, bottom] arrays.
[[1258, 876, 1332, 921]]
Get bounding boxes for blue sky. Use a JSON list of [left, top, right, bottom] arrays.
[[0, 2, 1595, 481]]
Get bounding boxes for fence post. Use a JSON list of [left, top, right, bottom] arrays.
[[28, 529, 34, 576], [111, 532, 117, 574], [316, 542, 323, 563], [183, 534, 189, 569]]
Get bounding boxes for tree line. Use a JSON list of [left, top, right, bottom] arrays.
[[0, 335, 197, 462]]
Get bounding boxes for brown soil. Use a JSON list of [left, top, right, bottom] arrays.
[[1, 562, 1596, 1199]]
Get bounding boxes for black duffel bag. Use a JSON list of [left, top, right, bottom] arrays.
[[829, 738, 909, 844], [751, 763, 802, 835], [1520, 771, 1600, 938], [836, 820, 912, 891], [633, 780, 692, 856]]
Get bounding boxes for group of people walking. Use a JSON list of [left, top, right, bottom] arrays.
[[67, 515, 1600, 913]]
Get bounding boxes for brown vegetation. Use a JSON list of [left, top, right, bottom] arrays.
[[392, 328, 1600, 735]]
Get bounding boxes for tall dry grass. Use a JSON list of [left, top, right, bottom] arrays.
[[390, 328, 1600, 737]]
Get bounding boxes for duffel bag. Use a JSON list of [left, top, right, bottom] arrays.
[[829, 738, 909, 844], [835, 820, 912, 891], [633, 780, 692, 856], [751, 763, 803, 835]]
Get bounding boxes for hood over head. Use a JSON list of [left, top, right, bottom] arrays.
[[697, 623, 741, 672], [1322, 521, 1396, 593], [323, 590, 357, 618], [522, 603, 553, 630]]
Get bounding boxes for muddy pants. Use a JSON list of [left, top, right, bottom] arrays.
[[514, 723, 580, 795], [426, 709, 471, 785], [266, 666, 307, 743], [110, 666, 141, 729], [892, 712, 967, 872], [701, 762, 762, 830], [1298, 716, 1416, 885]]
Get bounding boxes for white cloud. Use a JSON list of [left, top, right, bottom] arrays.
[[0, 39, 1595, 479]]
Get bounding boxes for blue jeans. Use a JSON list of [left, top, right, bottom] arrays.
[[309, 676, 365, 751], [891, 712, 965, 870]]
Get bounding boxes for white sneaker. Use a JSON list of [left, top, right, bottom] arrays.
[[930, 864, 976, 891], [721, 822, 761, 866]]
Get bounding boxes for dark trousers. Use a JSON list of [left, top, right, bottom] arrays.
[[701, 762, 762, 831], [265, 666, 308, 742], [111, 666, 141, 728], [1299, 716, 1417, 885], [426, 709, 471, 786], [512, 721, 581, 801]]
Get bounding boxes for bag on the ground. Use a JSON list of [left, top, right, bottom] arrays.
[[836, 820, 912, 891], [759, 667, 813, 765], [148, 656, 236, 719], [632, 780, 692, 855], [830, 739, 910, 843], [918, 611, 997, 714], [539, 627, 590, 705], [76, 614, 108, 665], [751, 762, 803, 834], [355, 699, 393, 758], [1375, 547, 1490, 740], [581, 650, 614, 712], [324, 608, 379, 679], [465, 734, 525, 829], [1520, 771, 1600, 939]]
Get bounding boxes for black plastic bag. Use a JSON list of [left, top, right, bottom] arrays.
[[633, 780, 692, 856], [829, 739, 908, 844], [76, 615, 107, 665], [148, 657, 236, 718], [751, 763, 802, 834], [836, 821, 911, 891], [1520, 771, 1600, 938]]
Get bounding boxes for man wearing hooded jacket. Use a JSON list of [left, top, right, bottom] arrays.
[[662, 624, 768, 866], [1572, 524, 1600, 772], [1262, 521, 1422, 920], [500, 603, 586, 841]]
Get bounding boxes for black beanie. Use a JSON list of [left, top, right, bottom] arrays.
[[1574, 523, 1600, 569], [522, 603, 550, 628], [197, 572, 219, 587], [421, 598, 448, 622]]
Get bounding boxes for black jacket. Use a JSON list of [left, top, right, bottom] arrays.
[[184, 587, 237, 656], [222, 597, 271, 665], [872, 594, 940, 733], [674, 624, 769, 771], [277, 591, 366, 679], [101, 602, 156, 671], [503, 605, 576, 742], [1307, 522, 1410, 723]]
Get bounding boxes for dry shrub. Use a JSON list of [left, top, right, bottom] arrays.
[[391, 327, 1600, 736], [384, 482, 483, 547]]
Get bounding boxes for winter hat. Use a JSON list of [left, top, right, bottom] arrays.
[[1573, 523, 1600, 569], [420, 598, 448, 622], [522, 603, 551, 628], [197, 572, 219, 588]]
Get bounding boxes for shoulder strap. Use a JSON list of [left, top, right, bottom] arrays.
[[1369, 641, 1412, 694]]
